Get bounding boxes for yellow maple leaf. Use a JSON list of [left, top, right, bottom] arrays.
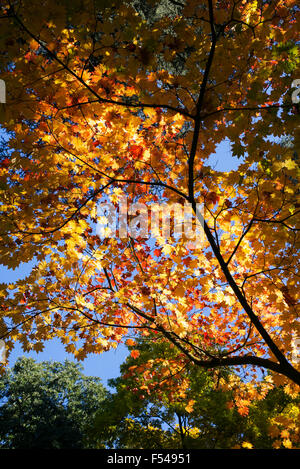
[[242, 442, 253, 449], [162, 244, 173, 255], [185, 399, 196, 413]]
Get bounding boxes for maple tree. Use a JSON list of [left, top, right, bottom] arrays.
[[0, 0, 299, 427]]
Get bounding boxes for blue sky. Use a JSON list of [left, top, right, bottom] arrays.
[[0, 139, 241, 387]]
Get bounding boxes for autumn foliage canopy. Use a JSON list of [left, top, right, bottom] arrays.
[[0, 0, 299, 442]]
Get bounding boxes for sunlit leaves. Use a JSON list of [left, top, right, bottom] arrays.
[[0, 0, 299, 414]]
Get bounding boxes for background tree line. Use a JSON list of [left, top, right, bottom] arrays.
[[1, 342, 299, 449]]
